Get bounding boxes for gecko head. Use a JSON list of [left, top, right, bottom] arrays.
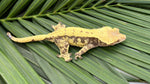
[[98, 26, 126, 46]]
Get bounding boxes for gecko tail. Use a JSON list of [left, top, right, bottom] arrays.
[[7, 32, 28, 43], [7, 32, 12, 38], [7, 32, 52, 43]]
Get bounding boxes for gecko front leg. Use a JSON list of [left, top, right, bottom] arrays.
[[75, 44, 98, 60], [55, 38, 72, 62]]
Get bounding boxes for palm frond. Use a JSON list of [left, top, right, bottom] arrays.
[[0, 0, 150, 84]]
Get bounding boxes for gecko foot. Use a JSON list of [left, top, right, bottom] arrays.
[[75, 55, 83, 60], [52, 22, 66, 31], [57, 53, 72, 62], [75, 52, 83, 60]]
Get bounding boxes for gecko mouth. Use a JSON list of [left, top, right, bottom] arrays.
[[120, 34, 126, 42]]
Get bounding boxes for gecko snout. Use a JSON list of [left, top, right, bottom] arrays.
[[119, 34, 126, 42]]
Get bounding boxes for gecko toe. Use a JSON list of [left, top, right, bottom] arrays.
[[57, 54, 63, 58], [65, 58, 72, 62], [75, 55, 83, 60], [57, 53, 72, 62]]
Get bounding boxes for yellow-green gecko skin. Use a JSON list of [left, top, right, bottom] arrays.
[[7, 23, 126, 62]]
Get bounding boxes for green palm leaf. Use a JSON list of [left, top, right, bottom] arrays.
[[0, 0, 150, 84]]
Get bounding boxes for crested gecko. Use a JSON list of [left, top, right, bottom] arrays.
[[7, 22, 126, 62]]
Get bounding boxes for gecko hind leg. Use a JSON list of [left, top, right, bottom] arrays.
[[52, 22, 66, 31], [75, 44, 98, 60], [55, 38, 72, 62]]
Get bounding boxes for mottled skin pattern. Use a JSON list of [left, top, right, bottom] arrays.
[[7, 23, 126, 62]]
